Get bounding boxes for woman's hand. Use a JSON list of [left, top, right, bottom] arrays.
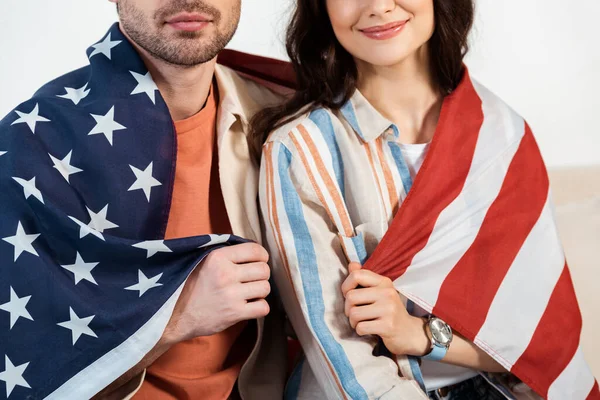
[[341, 263, 430, 357]]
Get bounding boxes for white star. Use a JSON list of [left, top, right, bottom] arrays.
[[12, 176, 43, 204], [61, 252, 99, 285], [88, 106, 127, 146], [0, 151, 7, 157], [132, 240, 172, 258], [89, 32, 122, 60], [199, 234, 231, 248], [0, 356, 30, 397], [10, 103, 50, 134], [125, 270, 163, 297], [49, 150, 83, 183], [69, 205, 119, 241], [130, 71, 159, 104], [128, 162, 162, 202], [57, 307, 98, 345], [0, 288, 33, 329], [2, 222, 40, 262], [57, 83, 90, 105]]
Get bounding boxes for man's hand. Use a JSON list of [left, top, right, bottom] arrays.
[[163, 242, 272, 344]]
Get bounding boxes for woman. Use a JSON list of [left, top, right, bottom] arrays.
[[253, 1, 596, 399]]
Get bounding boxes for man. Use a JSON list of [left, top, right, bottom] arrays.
[[0, 0, 287, 399]]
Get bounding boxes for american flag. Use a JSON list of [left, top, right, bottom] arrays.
[[0, 23, 246, 399], [362, 73, 600, 399]]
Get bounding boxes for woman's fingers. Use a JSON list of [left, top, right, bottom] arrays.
[[355, 320, 382, 337], [347, 304, 382, 329], [341, 269, 386, 296], [344, 287, 380, 316]]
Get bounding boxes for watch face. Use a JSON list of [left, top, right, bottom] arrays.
[[430, 318, 453, 347]]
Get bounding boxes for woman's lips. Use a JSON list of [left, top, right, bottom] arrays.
[[360, 20, 408, 40], [166, 13, 211, 32]]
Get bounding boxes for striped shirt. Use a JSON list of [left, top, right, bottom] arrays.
[[259, 88, 435, 399]]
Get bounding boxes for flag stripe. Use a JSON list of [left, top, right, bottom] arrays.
[[434, 126, 549, 335], [473, 196, 564, 370], [587, 382, 600, 400], [363, 76, 485, 279], [547, 347, 596, 400], [512, 266, 583, 397]]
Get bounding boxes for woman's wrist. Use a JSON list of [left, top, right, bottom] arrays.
[[407, 316, 431, 357], [387, 316, 431, 357]]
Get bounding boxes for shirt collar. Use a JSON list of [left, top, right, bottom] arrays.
[[339, 89, 399, 143]]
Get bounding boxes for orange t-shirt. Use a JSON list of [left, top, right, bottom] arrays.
[[134, 85, 254, 400]]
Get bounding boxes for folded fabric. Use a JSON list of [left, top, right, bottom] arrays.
[[361, 71, 599, 400], [0, 24, 248, 399]]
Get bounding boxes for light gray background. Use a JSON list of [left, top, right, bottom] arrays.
[[1, 0, 598, 167]]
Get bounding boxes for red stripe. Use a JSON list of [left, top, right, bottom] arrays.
[[511, 265, 583, 398], [364, 71, 483, 280], [432, 126, 549, 336], [587, 381, 600, 400]]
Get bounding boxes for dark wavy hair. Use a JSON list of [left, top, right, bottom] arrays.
[[248, 0, 475, 162]]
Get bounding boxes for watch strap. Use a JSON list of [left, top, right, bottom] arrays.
[[423, 343, 447, 361]]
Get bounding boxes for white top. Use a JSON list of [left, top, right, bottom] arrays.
[[400, 142, 479, 391]]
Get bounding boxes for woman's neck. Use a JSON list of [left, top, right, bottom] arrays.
[[355, 48, 443, 144]]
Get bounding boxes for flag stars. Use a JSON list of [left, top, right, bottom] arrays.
[[12, 176, 44, 204], [130, 71, 159, 104], [57, 83, 90, 105], [11, 103, 50, 134], [132, 240, 172, 258], [49, 150, 83, 183], [57, 307, 98, 345], [88, 106, 127, 146], [0, 356, 31, 398], [69, 204, 119, 241], [61, 252, 99, 285], [125, 270, 163, 297], [0, 288, 33, 330], [2, 222, 40, 262], [89, 32, 122, 60], [128, 162, 162, 202]]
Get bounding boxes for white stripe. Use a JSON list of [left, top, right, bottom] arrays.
[[474, 196, 564, 370], [394, 84, 526, 309], [339, 235, 360, 264], [46, 283, 185, 399], [291, 128, 350, 237], [548, 347, 596, 400], [265, 142, 343, 399]]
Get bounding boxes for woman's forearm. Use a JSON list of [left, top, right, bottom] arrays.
[[441, 327, 507, 373], [406, 316, 507, 373]]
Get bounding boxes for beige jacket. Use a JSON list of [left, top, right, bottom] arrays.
[[124, 64, 287, 400]]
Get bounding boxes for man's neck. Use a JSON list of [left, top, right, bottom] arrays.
[[120, 25, 216, 121], [355, 47, 442, 144]]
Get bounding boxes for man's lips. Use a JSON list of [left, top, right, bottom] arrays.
[[359, 20, 409, 40], [165, 12, 212, 32]]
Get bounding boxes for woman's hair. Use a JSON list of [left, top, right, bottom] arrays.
[[248, 0, 475, 162]]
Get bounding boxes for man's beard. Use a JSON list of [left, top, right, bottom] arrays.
[[118, 0, 240, 66]]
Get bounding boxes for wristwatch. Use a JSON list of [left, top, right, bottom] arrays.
[[423, 315, 453, 361]]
